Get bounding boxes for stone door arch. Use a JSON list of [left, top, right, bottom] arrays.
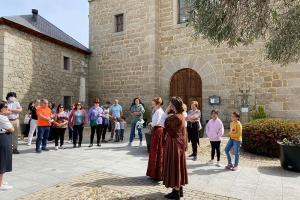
[[170, 68, 202, 111]]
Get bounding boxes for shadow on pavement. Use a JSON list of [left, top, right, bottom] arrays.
[[257, 166, 300, 177]]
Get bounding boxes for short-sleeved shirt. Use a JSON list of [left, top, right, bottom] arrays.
[[110, 104, 122, 118], [0, 115, 12, 133], [36, 106, 52, 126], [120, 121, 125, 129], [5, 101, 22, 119], [101, 106, 110, 119]]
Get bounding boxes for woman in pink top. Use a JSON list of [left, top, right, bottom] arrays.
[[205, 110, 224, 167]]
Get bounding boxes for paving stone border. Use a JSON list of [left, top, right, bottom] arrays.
[[18, 171, 239, 200]]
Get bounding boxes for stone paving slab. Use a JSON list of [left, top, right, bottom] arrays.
[[0, 128, 299, 200], [18, 171, 237, 200]]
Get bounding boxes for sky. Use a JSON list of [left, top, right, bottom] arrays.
[[0, 0, 89, 47]]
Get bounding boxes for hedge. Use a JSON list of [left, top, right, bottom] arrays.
[[242, 118, 300, 157]]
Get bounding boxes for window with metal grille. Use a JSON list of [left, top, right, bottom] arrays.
[[116, 14, 124, 32]]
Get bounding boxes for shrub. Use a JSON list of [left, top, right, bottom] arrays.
[[242, 118, 300, 157], [251, 105, 267, 120]]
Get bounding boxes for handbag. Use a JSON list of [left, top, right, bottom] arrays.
[[24, 115, 30, 124], [90, 119, 98, 126]]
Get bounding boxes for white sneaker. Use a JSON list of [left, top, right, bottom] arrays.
[[126, 143, 131, 148], [27, 143, 31, 146], [3, 182, 8, 185], [206, 160, 214, 165], [59, 145, 65, 149], [0, 184, 13, 190], [216, 161, 221, 167], [55, 146, 58, 150], [139, 143, 142, 148], [68, 140, 72, 143]]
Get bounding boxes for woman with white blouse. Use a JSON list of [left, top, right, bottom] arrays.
[[146, 97, 165, 180]]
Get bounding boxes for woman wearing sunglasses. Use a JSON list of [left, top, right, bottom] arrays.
[[53, 104, 68, 150], [68, 102, 86, 148]]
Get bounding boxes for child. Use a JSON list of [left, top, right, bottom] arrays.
[[114, 118, 121, 142], [205, 110, 224, 167], [119, 116, 127, 142], [224, 112, 242, 171]]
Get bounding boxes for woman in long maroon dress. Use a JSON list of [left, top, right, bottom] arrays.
[[146, 97, 165, 180], [161, 97, 188, 200]]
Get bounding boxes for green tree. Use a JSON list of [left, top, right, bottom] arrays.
[[187, 0, 300, 65]]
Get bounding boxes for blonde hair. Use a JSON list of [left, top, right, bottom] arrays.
[[191, 101, 198, 108], [152, 97, 163, 105], [182, 103, 187, 112]]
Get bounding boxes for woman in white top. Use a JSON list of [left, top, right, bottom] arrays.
[[0, 101, 15, 190], [146, 97, 165, 180]]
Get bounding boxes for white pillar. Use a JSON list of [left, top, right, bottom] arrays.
[[79, 77, 86, 102]]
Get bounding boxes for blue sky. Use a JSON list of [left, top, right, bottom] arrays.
[[0, 0, 89, 47]]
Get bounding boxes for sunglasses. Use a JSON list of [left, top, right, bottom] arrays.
[[3, 106, 8, 108], [59, 107, 64, 108], [77, 104, 81, 106]]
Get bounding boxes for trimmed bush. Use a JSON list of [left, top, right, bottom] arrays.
[[242, 118, 300, 157], [251, 105, 267, 120]]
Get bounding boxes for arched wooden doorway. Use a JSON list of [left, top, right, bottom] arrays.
[[170, 68, 202, 111]]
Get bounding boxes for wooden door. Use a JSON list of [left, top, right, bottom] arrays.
[[170, 68, 202, 112]]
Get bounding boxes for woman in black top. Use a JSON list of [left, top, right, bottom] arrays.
[[27, 99, 40, 146], [21, 102, 34, 140]]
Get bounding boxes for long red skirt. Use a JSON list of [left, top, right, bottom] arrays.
[[146, 126, 165, 180]]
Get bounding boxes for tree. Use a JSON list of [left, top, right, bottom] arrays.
[[187, 0, 300, 65]]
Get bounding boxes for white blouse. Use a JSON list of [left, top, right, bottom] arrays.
[[151, 107, 164, 127]]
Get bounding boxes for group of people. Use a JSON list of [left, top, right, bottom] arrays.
[[146, 97, 243, 199], [0, 92, 243, 199]]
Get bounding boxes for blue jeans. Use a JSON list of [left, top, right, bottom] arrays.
[[129, 123, 142, 143], [36, 126, 51, 151], [68, 125, 78, 140], [224, 138, 241, 166], [68, 125, 73, 140]]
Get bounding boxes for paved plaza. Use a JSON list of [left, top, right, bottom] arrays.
[[0, 128, 299, 200]]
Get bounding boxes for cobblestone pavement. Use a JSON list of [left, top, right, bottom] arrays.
[[18, 171, 238, 200]]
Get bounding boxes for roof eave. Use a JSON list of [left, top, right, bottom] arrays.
[[0, 17, 92, 55]]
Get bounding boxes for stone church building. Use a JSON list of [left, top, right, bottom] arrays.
[[0, 9, 91, 114], [88, 0, 300, 126], [1, 2, 300, 127]]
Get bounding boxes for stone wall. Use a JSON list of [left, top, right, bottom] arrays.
[[158, 0, 300, 126], [88, 0, 159, 118], [1, 25, 88, 121], [89, 0, 300, 126]]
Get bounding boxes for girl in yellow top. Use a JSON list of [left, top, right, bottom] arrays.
[[224, 112, 242, 171]]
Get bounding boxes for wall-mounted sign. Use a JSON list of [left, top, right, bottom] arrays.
[[209, 95, 221, 105]]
